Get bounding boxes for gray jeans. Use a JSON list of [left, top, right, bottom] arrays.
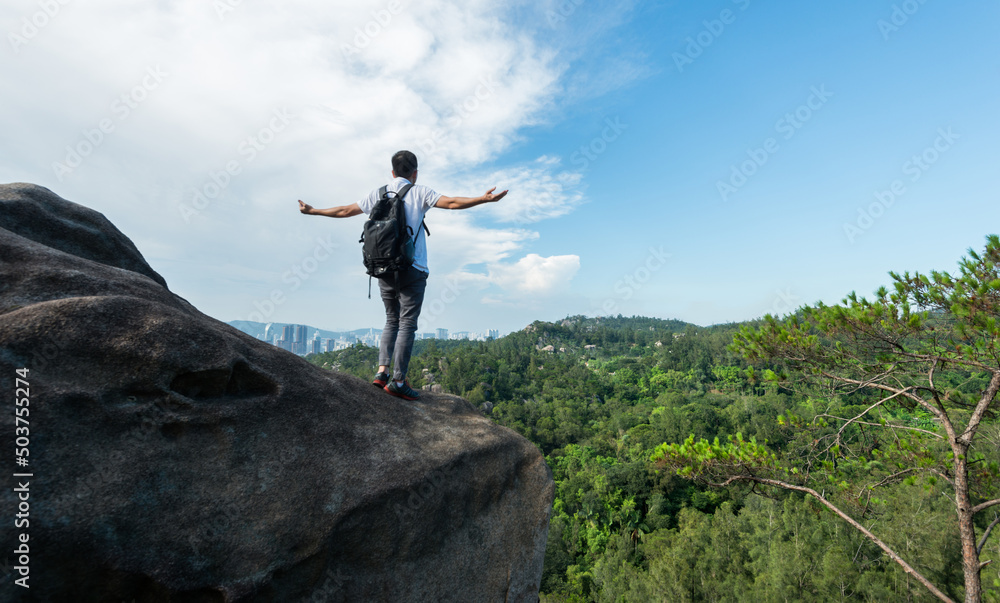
[[377, 266, 428, 381]]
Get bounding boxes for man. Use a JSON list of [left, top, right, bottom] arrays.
[[297, 150, 508, 400]]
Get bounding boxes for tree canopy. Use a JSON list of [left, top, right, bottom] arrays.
[[657, 236, 1000, 603], [307, 243, 1000, 601]]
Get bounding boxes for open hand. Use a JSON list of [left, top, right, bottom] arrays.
[[482, 187, 509, 203]]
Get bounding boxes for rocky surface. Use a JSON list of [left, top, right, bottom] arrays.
[[0, 183, 552, 602]]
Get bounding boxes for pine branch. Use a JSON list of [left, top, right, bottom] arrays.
[[972, 499, 1000, 516], [959, 371, 1000, 446], [819, 371, 960, 445], [977, 515, 1000, 556], [813, 386, 945, 441]]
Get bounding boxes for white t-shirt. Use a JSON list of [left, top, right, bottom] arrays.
[[357, 177, 441, 274]]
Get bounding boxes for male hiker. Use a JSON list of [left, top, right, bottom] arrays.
[[297, 150, 508, 400]]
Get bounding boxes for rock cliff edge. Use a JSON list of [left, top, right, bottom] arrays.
[[0, 183, 553, 602]]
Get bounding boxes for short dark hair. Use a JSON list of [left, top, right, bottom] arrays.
[[392, 150, 418, 179]]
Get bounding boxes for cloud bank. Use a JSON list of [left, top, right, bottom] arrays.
[[0, 0, 613, 331]]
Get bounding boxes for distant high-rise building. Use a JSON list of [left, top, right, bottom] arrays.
[[282, 325, 294, 343], [310, 339, 321, 355], [453, 331, 470, 340], [324, 339, 335, 352], [436, 328, 448, 340], [488, 329, 499, 340], [264, 323, 274, 341], [295, 325, 307, 344]]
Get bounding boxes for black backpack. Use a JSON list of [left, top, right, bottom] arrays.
[[359, 183, 430, 294]]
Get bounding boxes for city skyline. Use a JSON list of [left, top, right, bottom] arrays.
[[231, 320, 506, 356]]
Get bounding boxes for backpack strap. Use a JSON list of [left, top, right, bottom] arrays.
[[415, 219, 429, 247], [390, 184, 428, 238], [394, 183, 413, 241], [394, 183, 415, 202], [375, 185, 391, 215]]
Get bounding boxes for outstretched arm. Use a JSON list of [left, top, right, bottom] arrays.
[[298, 200, 363, 218], [435, 187, 508, 210]]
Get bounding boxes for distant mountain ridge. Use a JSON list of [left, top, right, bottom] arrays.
[[230, 316, 707, 345]]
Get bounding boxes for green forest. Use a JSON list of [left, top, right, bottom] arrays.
[[308, 240, 1000, 603]]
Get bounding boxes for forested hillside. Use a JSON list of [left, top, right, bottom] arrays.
[[309, 314, 1000, 602]]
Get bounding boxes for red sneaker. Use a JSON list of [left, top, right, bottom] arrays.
[[372, 372, 390, 388], [384, 380, 420, 400]]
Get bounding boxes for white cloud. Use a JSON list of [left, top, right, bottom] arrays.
[[0, 0, 564, 201], [446, 156, 585, 225], [488, 253, 581, 296], [0, 0, 636, 332]]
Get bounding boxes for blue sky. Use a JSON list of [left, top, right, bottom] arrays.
[[2, 0, 998, 335]]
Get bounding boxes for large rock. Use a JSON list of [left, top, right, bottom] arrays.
[[0, 184, 553, 602]]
